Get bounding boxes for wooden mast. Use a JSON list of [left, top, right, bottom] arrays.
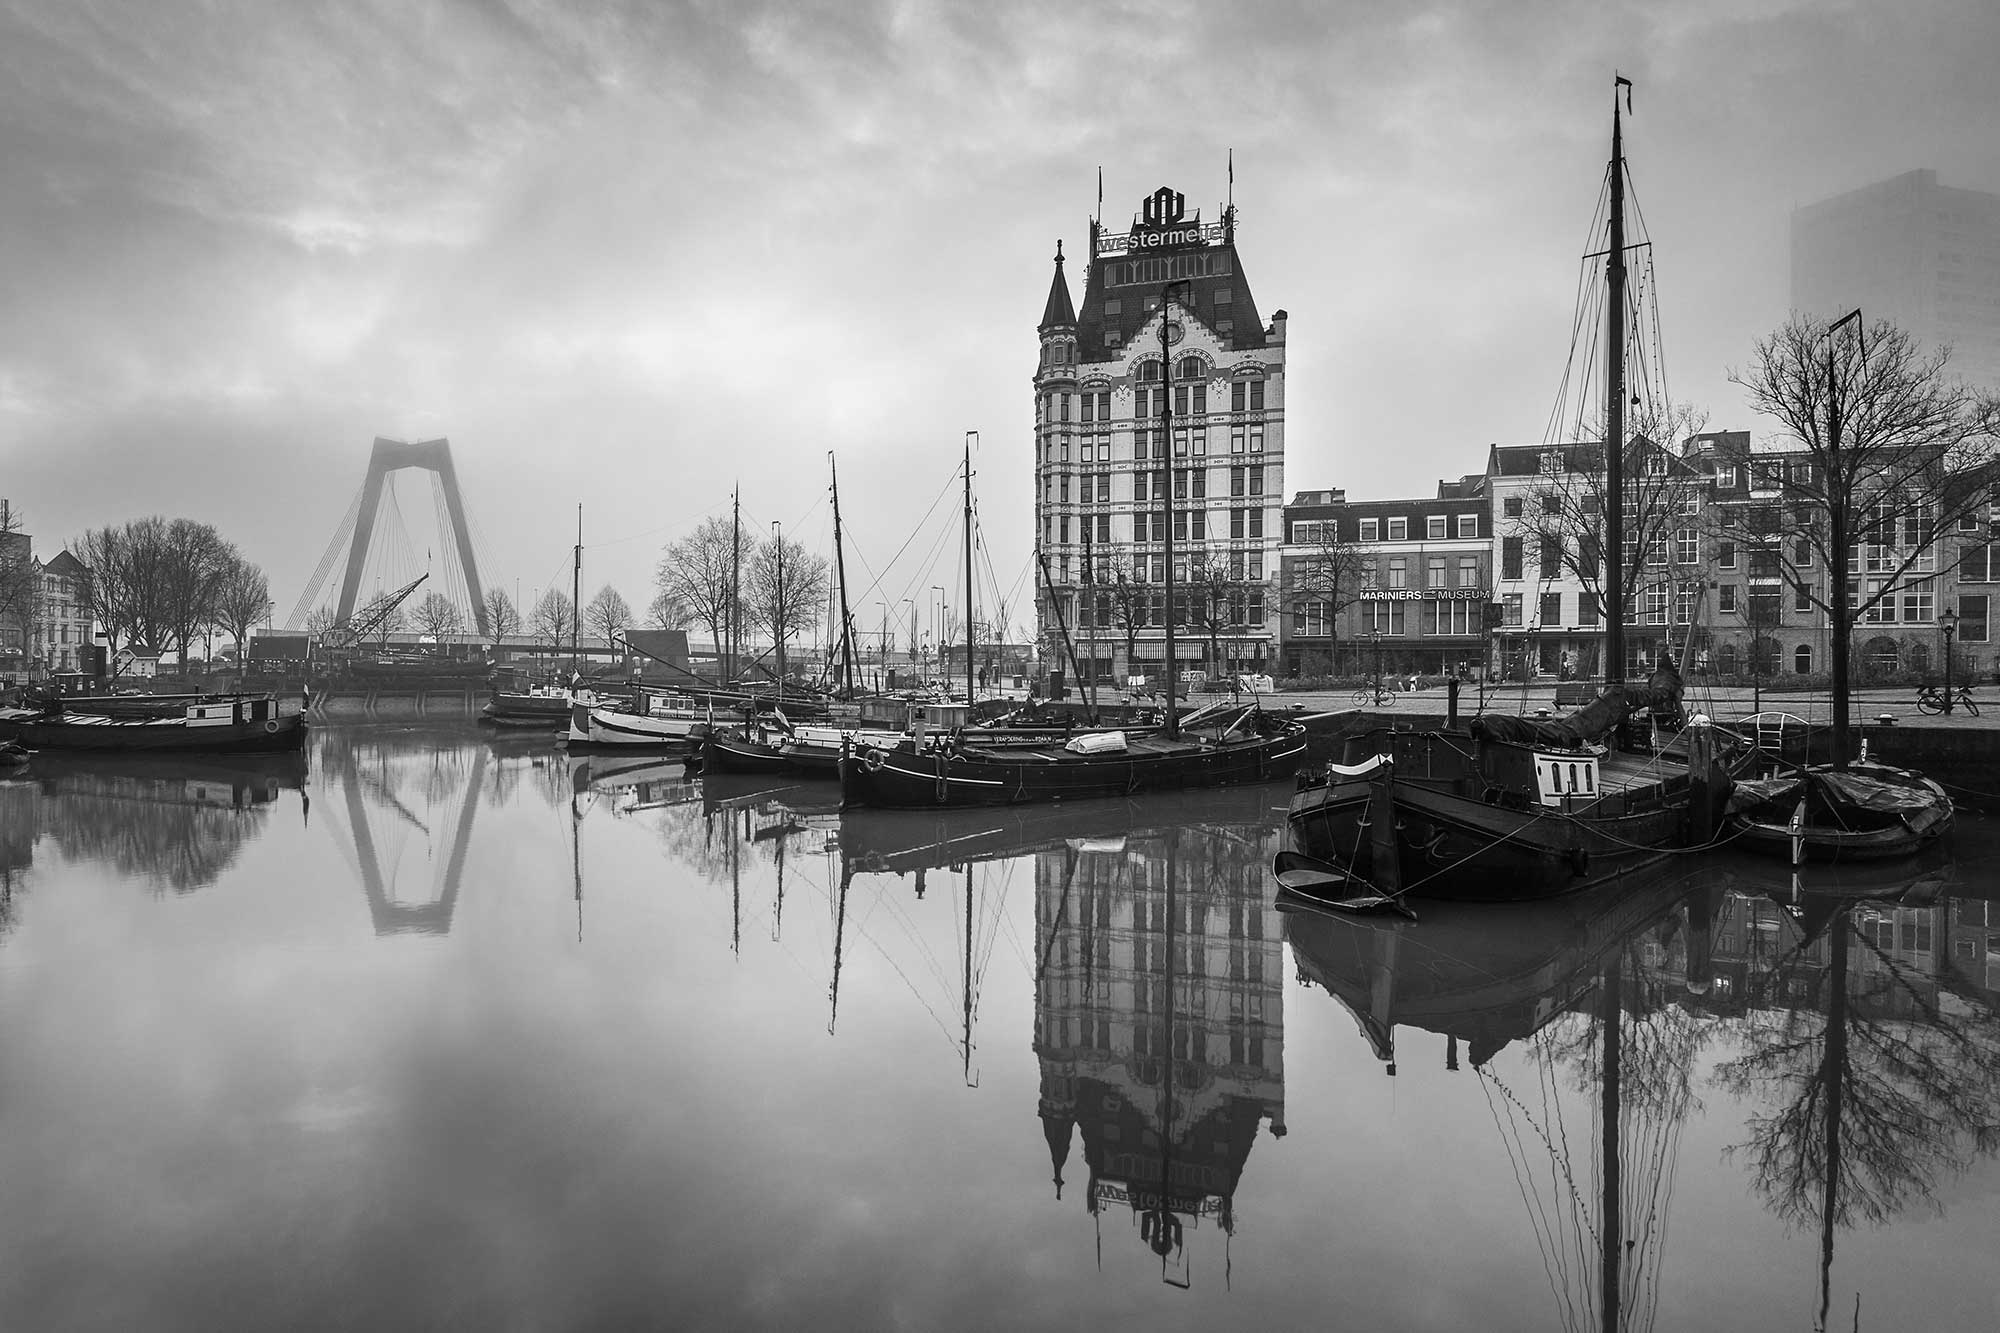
[[1604, 78, 1630, 695], [830, 454, 856, 697], [1159, 281, 1189, 738], [570, 504, 582, 676], [730, 486, 740, 685], [964, 432, 977, 706]]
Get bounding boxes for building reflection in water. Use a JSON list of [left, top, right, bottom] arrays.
[[1027, 794, 1286, 1288], [0, 751, 308, 898], [1287, 851, 2000, 1331]]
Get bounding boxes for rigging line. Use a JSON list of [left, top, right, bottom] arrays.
[[841, 467, 962, 604], [289, 484, 365, 627], [583, 497, 734, 551], [1480, 1071, 1585, 1332], [852, 875, 960, 999]]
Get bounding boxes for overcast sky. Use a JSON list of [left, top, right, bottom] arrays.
[[4, 0, 1998, 633]]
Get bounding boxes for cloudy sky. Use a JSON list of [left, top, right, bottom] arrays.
[[3, 0, 1998, 631]]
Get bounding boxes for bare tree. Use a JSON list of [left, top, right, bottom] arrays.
[[584, 584, 630, 643], [531, 588, 575, 648], [648, 589, 690, 630], [1286, 523, 1366, 675], [1187, 557, 1244, 682], [1728, 314, 2000, 763], [480, 588, 520, 649], [74, 517, 169, 653], [1505, 404, 1713, 678], [745, 532, 828, 672], [157, 519, 237, 674], [657, 517, 740, 665], [213, 558, 271, 659], [411, 591, 463, 639], [304, 605, 340, 639], [1100, 559, 1149, 683], [0, 502, 38, 665]]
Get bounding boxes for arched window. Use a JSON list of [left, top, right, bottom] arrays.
[[1177, 355, 1204, 380], [1138, 361, 1161, 383], [1793, 643, 1813, 674]]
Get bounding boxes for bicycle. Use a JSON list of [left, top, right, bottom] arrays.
[[1350, 685, 1397, 708], [1916, 683, 1980, 717]]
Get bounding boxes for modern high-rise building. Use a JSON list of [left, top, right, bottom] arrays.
[[1791, 169, 2000, 393], [1034, 183, 1287, 688]]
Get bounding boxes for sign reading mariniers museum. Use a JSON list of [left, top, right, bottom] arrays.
[[1360, 589, 1488, 601]]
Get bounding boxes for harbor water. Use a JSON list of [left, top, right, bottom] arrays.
[[2, 725, 1997, 1331]]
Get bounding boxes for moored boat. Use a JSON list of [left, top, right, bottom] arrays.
[[840, 699, 1306, 809], [1723, 762, 1953, 863], [0, 693, 307, 753]]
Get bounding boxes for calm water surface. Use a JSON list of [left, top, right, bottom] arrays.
[[2, 726, 1998, 1331]]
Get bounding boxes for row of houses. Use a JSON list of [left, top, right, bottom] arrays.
[[1278, 430, 2000, 683], [0, 504, 98, 679]]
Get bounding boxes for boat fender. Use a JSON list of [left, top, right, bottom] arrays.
[[1569, 847, 1589, 877], [863, 747, 887, 772], [264, 720, 279, 734]]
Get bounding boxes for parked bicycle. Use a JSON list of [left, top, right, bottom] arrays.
[[1916, 683, 1980, 716], [1351, 683, 1398, 708]]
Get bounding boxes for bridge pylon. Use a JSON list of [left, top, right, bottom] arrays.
[[335, 437, 489, 637]]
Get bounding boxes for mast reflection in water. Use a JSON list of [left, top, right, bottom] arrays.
[[4, 727, 2000, 1329]]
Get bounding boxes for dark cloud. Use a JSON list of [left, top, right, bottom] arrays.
[[3, 0, 1998, 614]]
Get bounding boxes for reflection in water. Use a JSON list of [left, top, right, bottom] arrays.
[[1034, 809, 1286, 1289], [1286, 866, 1716, 1331], [318, 732, 487, 934], [1287, 848, 2000, 1331], [832, 789, 1288, 1287], [0, 752, 308, 895], [1710, 884, 2000, 1328]]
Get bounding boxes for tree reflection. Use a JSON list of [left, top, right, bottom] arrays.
[[13, 756, 306, 895], [1714, 897, 2000, 1326]]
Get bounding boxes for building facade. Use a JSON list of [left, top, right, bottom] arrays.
[[1279, 481, 1492, 677], [1035, 184, 1286, 688], [1793, 169, 2000, 397], [33, 550, 92, 674]]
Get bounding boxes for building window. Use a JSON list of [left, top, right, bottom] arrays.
[[1230, 467, 1245, 497], [1426, 516, 1447, 539], [1249, 426, 1264, 453], [1960, 593, 1990, 642], [1503, 593, 1523, 627], [1249, 508, 1263, 539], [1387, 517, 1407, 541], [1645, 586, 1668, 624], [1794, 536, 1813, 567], [1249, 380, 1265, 411], [1540, 592, 1562, 627], [1717, 540, 1737, 570], [1503, 496, 1523, 518], [1369, 602, 1406, 635], [1718, 584, 1738, 614], [1795, 644, 1814, 674], [1230, 428, 1245, 454], [1231, 381, 1245, 412], [1501, 537, 1523, 580], [1457, 515, 1478, 538], [1359, 518, 1379, 542], [1249, 468, 1263, 497], [1674, 529, 1699, 565], [1540, 495, 1559, 516], [1793, 581, 1812, 613], [1578, 593, 1599, 627], [1538, 533, 1560, 572], [1386, 557, 1407, 590], [1457, 556, 1479, 588], [1427, 556, 1447, 588], [1139, 361, 1160, 382], [1674, 582, 1698, 624]]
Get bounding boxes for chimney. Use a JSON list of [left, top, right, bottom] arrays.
[[1268, 309, 1287, 344]]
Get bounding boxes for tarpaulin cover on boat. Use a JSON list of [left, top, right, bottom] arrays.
[[1729, 766, 1946, 819], [1469, 686, 1630, 749]]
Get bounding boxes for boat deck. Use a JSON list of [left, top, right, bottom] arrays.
[[1593, 749, 1687, 796]]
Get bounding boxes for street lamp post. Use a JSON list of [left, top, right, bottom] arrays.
[[1942, 607, 1959, 715], [1371, 629, 1384, 705]]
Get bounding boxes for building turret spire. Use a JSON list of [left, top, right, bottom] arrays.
[[1038, 241, 1075, 331]]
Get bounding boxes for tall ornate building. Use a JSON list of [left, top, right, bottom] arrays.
[[1034, 184, 1287, 688]]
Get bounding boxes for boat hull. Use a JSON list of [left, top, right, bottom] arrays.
[[566, 703, 706, 750], [0, 709, 307, 753], [701, 732, 792, 775], [839, 724, 1307, 809]]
